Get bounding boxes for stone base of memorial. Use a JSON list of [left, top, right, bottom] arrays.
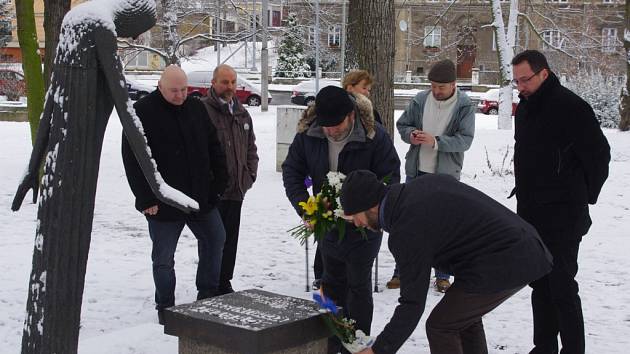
[[164, 289, 331, 354]]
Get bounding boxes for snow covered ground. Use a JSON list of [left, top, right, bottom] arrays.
[[1, 108, 628, 353]]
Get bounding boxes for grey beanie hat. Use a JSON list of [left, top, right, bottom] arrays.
[[428, 59, 456, 83]]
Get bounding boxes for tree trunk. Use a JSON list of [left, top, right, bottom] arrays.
[[346, 0, 395, 137], [15, 0, 45, 144], [43, 0, 71, 87], [161, 0, 181, 65], [619, 0, 630, 131], [490, 0, 516, 130]]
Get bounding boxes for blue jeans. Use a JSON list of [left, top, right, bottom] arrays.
[[147, 208, 225, 309], [392, 173, 451, 281]]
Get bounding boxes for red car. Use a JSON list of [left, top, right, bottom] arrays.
[[477, 88, 519, 116], [186, 70, 271, 106], [0, 69, 26, 101]]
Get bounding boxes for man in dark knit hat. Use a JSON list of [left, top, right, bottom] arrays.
[[390, 59, 476, 292], [282, 86, 400, 353], [341, 170, 552, 354]]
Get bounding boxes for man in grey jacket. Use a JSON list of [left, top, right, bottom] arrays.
[[389, 59, 475, 292]]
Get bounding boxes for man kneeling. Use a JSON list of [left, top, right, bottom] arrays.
[[340, 170, 553, 354]]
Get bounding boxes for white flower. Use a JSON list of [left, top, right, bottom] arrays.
[[341, 330, 376, 352], [326, 171, 346, 191]]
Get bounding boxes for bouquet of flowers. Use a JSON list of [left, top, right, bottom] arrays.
[[312, 292, 375, 353], [289, 172, 348, 244]]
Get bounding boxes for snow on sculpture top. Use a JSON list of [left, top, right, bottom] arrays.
[[58, 0, 156, 59]]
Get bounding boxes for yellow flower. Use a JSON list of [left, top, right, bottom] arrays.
[[299, 196, 318, 216]]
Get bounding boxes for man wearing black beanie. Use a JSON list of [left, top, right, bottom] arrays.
[[341, 170, 552, 354], [282, 86, 400, 353]]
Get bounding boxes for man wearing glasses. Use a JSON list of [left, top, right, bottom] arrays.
[[511, 50, 610, 354]]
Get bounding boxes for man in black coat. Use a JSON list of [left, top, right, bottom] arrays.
[[282, 86, 400, 353], [122, 65, 228, 324], [511, 50, 610, 354], [340, 170, 552, 354]]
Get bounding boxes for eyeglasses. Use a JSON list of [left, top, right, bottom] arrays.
[[511, 70, 542, 87]]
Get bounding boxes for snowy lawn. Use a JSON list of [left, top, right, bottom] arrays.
[[0, 108, 628, 353]]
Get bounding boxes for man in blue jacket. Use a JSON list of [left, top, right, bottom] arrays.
[[282, 86, 400, 353], [391, 59, 476, 292], [341, 170, 552, 354]]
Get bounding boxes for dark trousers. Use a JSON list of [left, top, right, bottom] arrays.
[[321, 232, 382, 353], [426, 283, 522, 354], [217, 200, 243, 287], [147, 208, 225, 309], [529, 238, 583, 354], [314, 242, 323, 279]]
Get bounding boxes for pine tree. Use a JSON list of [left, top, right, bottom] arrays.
[[276, 13, 310, 78]]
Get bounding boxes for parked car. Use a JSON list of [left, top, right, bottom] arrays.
[[125, 78, 155, 101], [186, 70, 271, 106], [0, 69, 26, 101], [477, 88, 520, 116], [290, 79, 341, 106]]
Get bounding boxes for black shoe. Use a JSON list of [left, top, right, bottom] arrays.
[[312, 279, 322, 290], [218, 283, 235, 295], [197, 290, 216, 300], [157, 308, 165, 326]]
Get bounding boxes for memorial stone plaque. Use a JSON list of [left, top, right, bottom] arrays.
[[164, 289, 330, 354]]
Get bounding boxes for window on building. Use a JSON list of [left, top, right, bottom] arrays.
[[126, 51, 149, 68], [328, 25, 340, 47], [542, 30, 564, 50], [602, 0, 614, 3], [308, 27, 316, 46], [602, 27, 618, 53], [424, 26, 442, 48], [268, 9, 281, 27], [224, 21, 235, 33]]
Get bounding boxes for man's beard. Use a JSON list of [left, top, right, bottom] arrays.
[[434, 90, 455, 101], [219, 90, 234, 101], [366, 209, 380, 231], [327, 128, 351, 142]]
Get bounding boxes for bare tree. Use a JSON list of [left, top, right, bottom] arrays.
[[120, 0, 261, 65], [14, 0, 46, 144], [489, 0, 518, 130], [619, 0, 630, 131], [346, 0, 395, 136]]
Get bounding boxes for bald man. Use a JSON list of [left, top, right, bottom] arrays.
[[122, 65, 228, 325]]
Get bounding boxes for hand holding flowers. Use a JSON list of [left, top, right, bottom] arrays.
[[289, 172, 349, 244]]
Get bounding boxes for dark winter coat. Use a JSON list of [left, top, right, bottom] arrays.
[[122, 90, 228, 221], [513, 72, 610, 242], [282, 93, 400, 240], [371, 174, 553, 354], [201, 88, 259, 201]]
